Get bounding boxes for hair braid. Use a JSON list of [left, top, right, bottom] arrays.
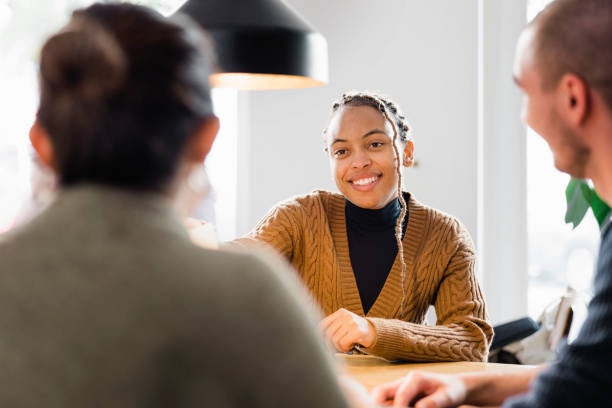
[[326, 90, 412, 317]]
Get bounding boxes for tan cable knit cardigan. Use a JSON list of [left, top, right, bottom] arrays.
[[233, 190, 493, 362]]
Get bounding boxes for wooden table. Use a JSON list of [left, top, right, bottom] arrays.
[[338, 354, 534, 391]]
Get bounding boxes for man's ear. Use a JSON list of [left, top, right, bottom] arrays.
[[29, 120, 55, 169], [558, 73, 589, 126], [186, 115, 220, 163], [402, 140, 414, 168]]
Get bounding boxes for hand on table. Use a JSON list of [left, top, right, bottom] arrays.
[[371, 371, 467, 408], [319, 308, 377, 352]]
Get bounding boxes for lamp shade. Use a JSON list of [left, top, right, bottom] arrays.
[[175, 0, 329, 90]]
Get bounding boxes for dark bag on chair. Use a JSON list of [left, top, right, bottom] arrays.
[[489, 317, 540, 364], [490, 317, 540, 351]]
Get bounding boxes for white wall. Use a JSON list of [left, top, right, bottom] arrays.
[[237, 0, 479, 237], [234, 0, 527, 324]]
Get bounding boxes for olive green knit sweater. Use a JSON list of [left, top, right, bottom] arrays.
[[231, 190, 493, 362]]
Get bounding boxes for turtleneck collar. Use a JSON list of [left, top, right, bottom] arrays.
[[345, 197, 402, 229]]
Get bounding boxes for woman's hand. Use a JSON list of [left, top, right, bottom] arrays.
[[319, 308, 377, 352], [371, 371, 467, 407]]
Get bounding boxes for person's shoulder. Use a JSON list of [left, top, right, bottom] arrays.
[[276, 189, 339, 206], [0, 230, 20, 265], [407, 194, 461, 226], [595, 223, 612, 280], [601, 222, 612, 248], [406, 193, 470, 238], [267, 190, 340, 217], [178, 243, 285, 283], [0, 212, 49, 259], [176, 243, 253, 271], [180, 243, 307, 309]]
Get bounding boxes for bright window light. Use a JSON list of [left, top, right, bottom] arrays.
[[0, 0, 192, 235], [201, 88, 239, 242]]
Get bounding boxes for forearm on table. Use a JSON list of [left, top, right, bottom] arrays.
[[461, 367, 543, 406], [364, 318, 488, 362]]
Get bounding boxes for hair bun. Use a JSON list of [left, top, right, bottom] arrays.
[[40, 16, 126, 103]]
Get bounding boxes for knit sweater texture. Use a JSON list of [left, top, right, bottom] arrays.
[[232, 190, 493, 362], [0, 186, 350, 408]]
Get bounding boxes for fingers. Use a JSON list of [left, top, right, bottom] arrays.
[[325, 320, 347, 351], [327, 321, 352, 352], [320, 309, 359, 353], [327, 319, 346, 340], [414, 389, 453, 408], [416, 377, 467, 408], [320, 311, 341, 351], [319, 311, 337, 332], [393, 372, 426, 407], [371, 378, 403, 404], [372, 372, 464, 408], [336, 329, 357, 352]]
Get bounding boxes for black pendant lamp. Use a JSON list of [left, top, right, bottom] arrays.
[[176, 0, 329, 90]]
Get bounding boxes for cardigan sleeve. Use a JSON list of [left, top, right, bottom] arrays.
[[225, 201, 302, 262], [363, 223, 493, 362]]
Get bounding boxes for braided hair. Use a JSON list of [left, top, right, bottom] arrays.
[[324, 90, 413, 317]]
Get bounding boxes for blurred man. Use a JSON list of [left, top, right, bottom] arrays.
[[371, 0, 612, 406]]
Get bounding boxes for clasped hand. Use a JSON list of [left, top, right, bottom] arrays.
[[319, 308, 377, 352], [321, 310, 468, 407], [339, 370, 468, 408], [371, 372, 467, 408]]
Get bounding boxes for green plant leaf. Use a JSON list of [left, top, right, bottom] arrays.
[[580, 181, 593, 203], [565, 178, 590, 229], [590, 190, 612, 229], [564, 178, 612, 231]]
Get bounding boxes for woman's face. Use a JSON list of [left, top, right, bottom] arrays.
[[325, 105, 404, 209]]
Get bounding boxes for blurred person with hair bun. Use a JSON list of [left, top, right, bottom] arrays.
[[0, 3, 359, 407]]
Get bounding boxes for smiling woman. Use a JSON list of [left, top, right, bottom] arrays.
[[229, 90, 493, 363]]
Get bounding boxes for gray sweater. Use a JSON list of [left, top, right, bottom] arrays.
[[0, 185, 349, 408]]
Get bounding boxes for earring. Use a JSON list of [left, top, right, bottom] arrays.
[[403, 157, 414, 166]]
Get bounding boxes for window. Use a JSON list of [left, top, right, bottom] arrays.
[[200, 88, 239, 242], [0, 0, 240, 241]]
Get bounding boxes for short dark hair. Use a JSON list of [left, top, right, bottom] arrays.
[[37, 3, 215, 191], [531, 0, 612, 111]]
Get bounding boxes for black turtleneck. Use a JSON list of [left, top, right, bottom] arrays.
[[345, 196, 409, 315]]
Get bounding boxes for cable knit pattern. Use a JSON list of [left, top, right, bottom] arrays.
[[230, 190, 493, 362]]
